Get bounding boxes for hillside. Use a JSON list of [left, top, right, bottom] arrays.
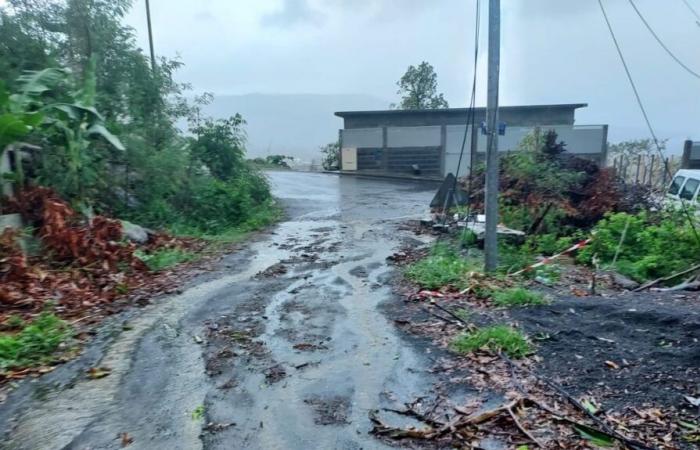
[[203, 93, 388, 162]]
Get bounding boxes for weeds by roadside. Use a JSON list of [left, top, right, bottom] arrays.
[[135, 248, 196, 271], [492, 288, 547, 307], [0, 313, 73, 371], [451, 325, 532, 359], [169, 201, 283, 246], [404, 242, 480, 290]]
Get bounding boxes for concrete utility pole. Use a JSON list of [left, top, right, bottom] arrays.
[[145, 0, 157, 72], [484, 0, 501, 272]]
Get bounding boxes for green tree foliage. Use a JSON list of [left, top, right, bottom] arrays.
[[395, 61, 449, 110], [0, 0, 274, 234], [190, 115, 247, 181]]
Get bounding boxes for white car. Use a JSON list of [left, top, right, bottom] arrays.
[[667, 169, 700, 206]]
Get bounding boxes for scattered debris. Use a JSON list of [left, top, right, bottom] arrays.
[[263, 364, 287, 384], [304, 395, 351, 425], [118, 432, 133, 447], [86, 367, 112, 379], [202, 422, 235, 433]]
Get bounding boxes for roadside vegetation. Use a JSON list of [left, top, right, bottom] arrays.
[[403, 130, 699, 294], [0, 313, 73, 371], [249, 154, 293, 170], [404, 242, 479, 290], [0, 1, 282, 378], [135, 248, 196, 272], [492, 287, 547, 307], [451, 325, 532, 359]]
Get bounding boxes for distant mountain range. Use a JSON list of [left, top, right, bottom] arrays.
[[202, 93, 389, 162]]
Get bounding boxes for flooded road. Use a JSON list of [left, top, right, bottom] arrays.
[[1, 172, 440, 450]]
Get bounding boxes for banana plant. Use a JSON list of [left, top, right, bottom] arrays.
[[0, 80, 44, 156], [1, 64, 125, 206]]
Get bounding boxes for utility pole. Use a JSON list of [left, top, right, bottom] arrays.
[[145, 0, 156, 71], [484, 0, 501, 272]]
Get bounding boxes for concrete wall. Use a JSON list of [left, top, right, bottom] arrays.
[[443, 124, 608, 176], [387, 126, 441, 147], [337, 105, 606, 179], [340, 128, 382, 148]]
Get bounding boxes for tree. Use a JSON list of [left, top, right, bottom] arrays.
[[395, 61, 449, 110], [609, 138, 667, 158], [265, 155, 291, 168], [320, 141, 339, 170], [190, 115, 247, 181]]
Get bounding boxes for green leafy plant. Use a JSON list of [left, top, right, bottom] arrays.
[[451, 325, 532, 359], [578, 209, 700, 281], [459, 229, 478, 247], [0, 313, 73, 370], [405, 242, 479, 289], [135, 248, 195, 271], [492, 287, 547, 307], [574, 424, 615, 447], [191, 405, 205, 421]]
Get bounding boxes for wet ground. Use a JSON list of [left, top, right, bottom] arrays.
[[511, 291, 700, 411], [0, 172, 445, 450]]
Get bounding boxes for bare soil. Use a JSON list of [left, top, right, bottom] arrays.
[[511, 291, 700, 413]]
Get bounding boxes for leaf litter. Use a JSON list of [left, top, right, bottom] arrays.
[[380, 243, 700, 449]]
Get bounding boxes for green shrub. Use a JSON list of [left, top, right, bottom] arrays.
[[451, 325, 532, 358], [459, 229, 478, 247], [135, 248, 195, 271], [0, 313, 72, 370], [578, 209, 699, 281], [493, 287, 547, 307], [498, 242, 536, 275], [405, 242, 479, 289]]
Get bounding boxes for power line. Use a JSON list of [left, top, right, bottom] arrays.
[[447, 0, 481, 217], [627, 0, 700, 80], [597, 0, 700, 248], [681, 0, 700, 23]]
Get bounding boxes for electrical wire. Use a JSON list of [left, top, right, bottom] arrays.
[[597, 0, 700, 248], [443, 0, 480, 224], [681, 0, 700, 23], [627, 0, 700, 80]]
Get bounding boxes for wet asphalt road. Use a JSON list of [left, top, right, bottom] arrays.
[[1, 172, 440, 450]]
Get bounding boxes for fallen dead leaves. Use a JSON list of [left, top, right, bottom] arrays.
[[0, 187, 209, 383], [86, 367, 111, 379]]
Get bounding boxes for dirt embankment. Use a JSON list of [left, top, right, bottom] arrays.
[[382, 241, 700, 449], [511, 292, 700, 411]]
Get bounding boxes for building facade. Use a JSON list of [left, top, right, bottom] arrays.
[[335, 104, 608, 179]]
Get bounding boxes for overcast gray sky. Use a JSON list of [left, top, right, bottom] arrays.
[[126, 0, 700, 153]]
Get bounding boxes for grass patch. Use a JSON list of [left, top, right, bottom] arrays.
[[0, 313, 73, 370], [405, 242, 480, 290], [454, 308, 471, 322], [192, 404, 205, 420], [492, 287, 547, 307], [451, 325, 532, 358], [136, 248, 196, 271], [170, 201, 284, 245]]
